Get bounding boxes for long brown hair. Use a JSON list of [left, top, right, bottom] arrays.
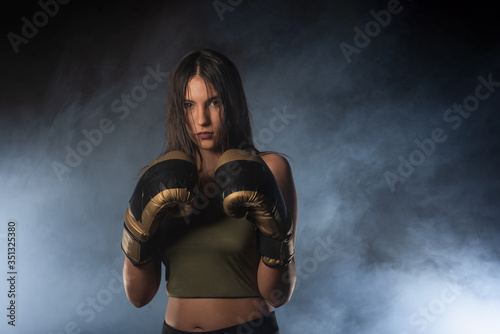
[[161, 49, 258, 170]]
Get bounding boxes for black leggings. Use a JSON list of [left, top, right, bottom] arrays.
[[161, 312, 280, 334]]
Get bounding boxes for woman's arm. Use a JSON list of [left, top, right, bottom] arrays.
[[123, 255, 161, 308], [258, 153, 298, 308], [121, 151, 198, 308]]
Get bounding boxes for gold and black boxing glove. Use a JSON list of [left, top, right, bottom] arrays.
[[121, 151, 198, 266], [214, 149, 294, 267]]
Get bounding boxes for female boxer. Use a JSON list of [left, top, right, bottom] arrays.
[[121, 49, 297, 334]]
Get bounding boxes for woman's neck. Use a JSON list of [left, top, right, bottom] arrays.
[[197, 149, 221, 179]]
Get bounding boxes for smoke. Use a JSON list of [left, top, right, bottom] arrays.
[[1, 0, 499, 333]]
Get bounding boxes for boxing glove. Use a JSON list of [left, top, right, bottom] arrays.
[[214, 149, 294, 267], [121, 151, 198, 266]]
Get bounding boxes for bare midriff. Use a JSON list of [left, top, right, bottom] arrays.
[[165, 297, 273, 332]]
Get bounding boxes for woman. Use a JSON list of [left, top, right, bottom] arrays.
[[121, 49, 297, 333]]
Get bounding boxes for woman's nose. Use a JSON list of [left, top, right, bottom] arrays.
[[194, 106, 210, 126]]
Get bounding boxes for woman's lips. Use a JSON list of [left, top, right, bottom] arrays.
[[197, 132, 213, 139]]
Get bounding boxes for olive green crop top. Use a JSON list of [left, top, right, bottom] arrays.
[[157, 198, 261, 298]]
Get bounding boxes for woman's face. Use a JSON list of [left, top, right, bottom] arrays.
[[184, 75, 223, 152]]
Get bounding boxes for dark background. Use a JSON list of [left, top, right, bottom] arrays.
[[1, 0, 499, 333]]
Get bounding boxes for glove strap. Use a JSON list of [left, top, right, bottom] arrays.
[[258, 232, 295, 268], [121, 223, 154, 266]]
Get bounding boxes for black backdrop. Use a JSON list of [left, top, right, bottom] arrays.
[[1, 1, 499, 333]]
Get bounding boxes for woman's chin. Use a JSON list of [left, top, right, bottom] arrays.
[[198, 144, 221, 152]]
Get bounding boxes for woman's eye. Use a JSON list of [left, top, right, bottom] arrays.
[[210, 100, 221, 108], [184, 102, 193, 110]]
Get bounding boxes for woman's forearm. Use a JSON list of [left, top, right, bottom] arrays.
[[123, 256, 161, 308], [257, 257, 297, 308]]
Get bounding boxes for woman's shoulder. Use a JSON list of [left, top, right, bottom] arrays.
[[258, 152, 292, 176]]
